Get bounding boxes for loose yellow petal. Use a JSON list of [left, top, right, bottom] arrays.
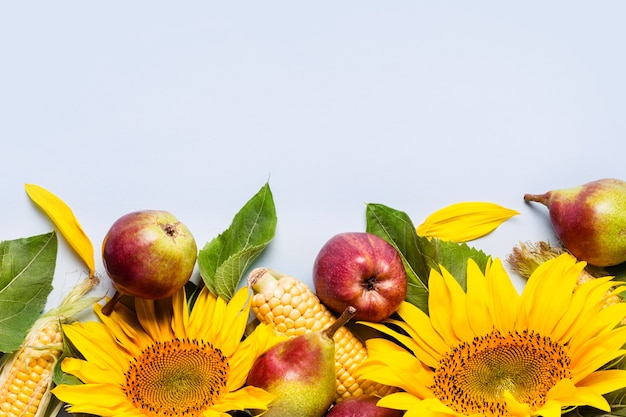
[[417, 201, 519, 242], [25, 183, 95, 277]]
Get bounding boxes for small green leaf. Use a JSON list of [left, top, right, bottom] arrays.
[[366, 203, 490, 314], [198, 182, 277, 301], [0, 232, 57, 353]]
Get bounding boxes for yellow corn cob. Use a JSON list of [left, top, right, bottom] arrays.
[[0, 318, 62, 417], [0, 277, 100, 417], [248, 267, 397, 402]]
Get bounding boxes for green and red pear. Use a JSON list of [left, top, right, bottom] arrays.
[[247, 307, 357, 417], [524, 178, 626, 267]]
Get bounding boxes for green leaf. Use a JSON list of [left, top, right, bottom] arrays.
[[430, 238, 490, 291], [366, 203, 490, 314], [366, 203, 430, 312], [0, 232, 57, 353], [198, 182, 277, 301], [54, 322, 85, 386], [603, 386, 626, 416]]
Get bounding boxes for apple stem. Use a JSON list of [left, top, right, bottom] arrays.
[[101, 290, 124, 316], [324, 306, 356, 339]]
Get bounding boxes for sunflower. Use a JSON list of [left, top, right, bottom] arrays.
[[52, 285, 285, 417], [357, 253, 626, 417]]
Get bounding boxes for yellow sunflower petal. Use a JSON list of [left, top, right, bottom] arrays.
[[465, 258, 493, 335], [570, 326, 626, 381], [551, 276, 617, 343], [171, 285, 189, 337], [209, 386, 275, 414], [358, 338, 433, 396], [377, 392, 423, 413], [546, 378, 612, 412], [187, 286, 222, 342], [503, 389, 531, 417], [25, 183, 95, 277], [62, 322, 130, 373], [428, 261, 474, 345], [94, 302, 150, 355], [403, 397, 461, 417], [375, 300, 451, 367], [428, 267, 461, 347], [227, 322, 285, 391], [578, 369, 626, 395], [487, 258, 520, 333], [517, 254, 581, 334], [218, 287, 251, 357], [52, 383, 137, 416], [569, 302, 626, 357], [416, 201, 519, 242], [531, 399, 563, 417], [60, 357, 124, 385], [135, 297, 175, 341], [365, 319, 441, 368], [396, 301, 450, 360]]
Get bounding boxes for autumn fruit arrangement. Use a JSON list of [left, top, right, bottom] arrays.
[[1, 178, 626, 417]]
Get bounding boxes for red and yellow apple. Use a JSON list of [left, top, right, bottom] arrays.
[[312, 232, 407, 323]]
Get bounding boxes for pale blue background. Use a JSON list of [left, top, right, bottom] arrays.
[[1, 2, 625, 412]]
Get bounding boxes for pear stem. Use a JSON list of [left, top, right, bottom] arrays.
[[101, 290, 123, 316], [523, 193, 549, 206], [324, 306, 356, 339]]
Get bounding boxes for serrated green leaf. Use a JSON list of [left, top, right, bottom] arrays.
[[0, 232, 57, 353], [430, 238, 490, 291], [366, 203, 490, 314], [366, 203, 430, 311], [198, 183, 277, 300], [213, 244, 268, 301]]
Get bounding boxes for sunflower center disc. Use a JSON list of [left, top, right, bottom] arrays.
[[432, 329, 571, 417], [124, 338, 230, 417]]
